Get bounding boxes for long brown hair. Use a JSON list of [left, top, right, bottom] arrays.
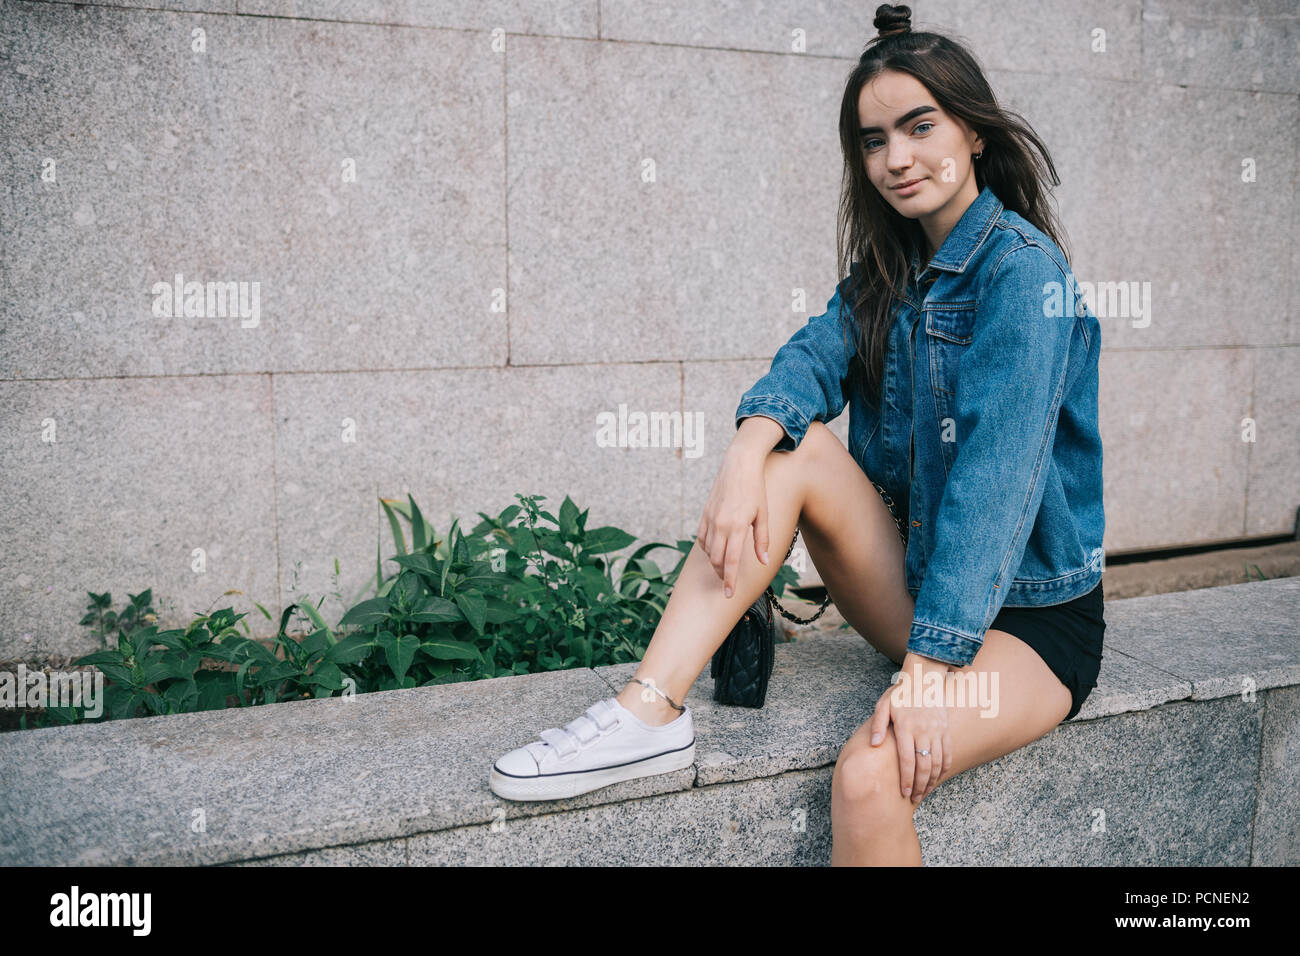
[[837, 3, 1072, 412]]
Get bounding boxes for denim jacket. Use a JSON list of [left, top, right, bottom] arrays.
[[735, 184, 1105, 668]]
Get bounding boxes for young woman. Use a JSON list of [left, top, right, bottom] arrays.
[[490, 3, 1105, 866]]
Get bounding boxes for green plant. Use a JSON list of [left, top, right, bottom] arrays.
[[332, 491, 803, 689], [11, 491, 803, 730], [1246, 563, 1269, 581], [51, 595, 372, 726], [73, 606, 255, 720], [333, 493, 663, 687], [79, 589, 157, 648]]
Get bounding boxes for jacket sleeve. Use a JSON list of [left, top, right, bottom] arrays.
[[906, 244, 1086, 667], [734, 274, 861, 452]]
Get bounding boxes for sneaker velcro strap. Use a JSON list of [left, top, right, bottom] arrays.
[[589, 701, 619, 732], [568, 715, 600, 745], [539, 727, 579, 758]]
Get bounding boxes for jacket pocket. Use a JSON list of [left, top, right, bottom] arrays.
[[924, 306, 977, 397]]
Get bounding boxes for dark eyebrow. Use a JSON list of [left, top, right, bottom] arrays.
[[859, 105, 937, 138]]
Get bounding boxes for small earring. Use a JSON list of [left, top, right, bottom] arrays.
[[973, 150, 983, 160]]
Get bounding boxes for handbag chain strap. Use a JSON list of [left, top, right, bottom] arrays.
[[764, 479, 908, 625]]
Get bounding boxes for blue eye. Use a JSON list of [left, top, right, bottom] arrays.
[[862, 122, 934, 151]]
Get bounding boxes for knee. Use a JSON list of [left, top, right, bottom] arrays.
[[797, 421, 846, 472], [832, 735, 904, 810]]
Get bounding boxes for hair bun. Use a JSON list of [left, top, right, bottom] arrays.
[[874, 3, 912, 39]]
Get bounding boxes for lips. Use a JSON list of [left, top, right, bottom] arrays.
[[892, 177, 926, 189]]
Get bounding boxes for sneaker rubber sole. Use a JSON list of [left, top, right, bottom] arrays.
[[489, 737, 696, 802]]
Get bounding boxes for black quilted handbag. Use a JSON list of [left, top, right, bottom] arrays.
[[710, 480, 908, 707]]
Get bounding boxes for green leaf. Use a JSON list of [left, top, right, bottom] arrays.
[[559, 496, 580, 539], [92, 661, 136, 686], [297, 628, 330, 658], [377, 632, 420, 683], [249, 660, 301, 684], [107, 687, 144, 719], [45, 705, 82, 725], [408, 493, 429, 552], [176, 649, 205, 680], [393, 552, 439, 577], [338, 596, 391, 629], [195, 671, 235, 711], [275, 603, 301, 642], [482, 594, 522, 624], [453, 591, 487, 636], [141, 658, 181, 685], [459, 569, 516, 592], [300, 599, 335, 644], [74, 650, 127, 668], [581, 526, 638, 554], [502, 576, 545, 604], [220, 636, 278, 666], [439, 551, 452, 598], [388, 569, 424, 609], [307, 661, 344, 690], [419, 639, 482, 662], [145, 631, 189, 652], [162, 681, 199, 713], [452, 520, 469, 565], [577, 566, 612, 600], [234, 659, 254, 702], [322, 631, 376, 665], [408, 595, 464, 624], [381, 498, 409, 556]]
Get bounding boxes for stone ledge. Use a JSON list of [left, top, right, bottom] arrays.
[[0, 577, 1296, 866], [234, 691, 1295, 866]]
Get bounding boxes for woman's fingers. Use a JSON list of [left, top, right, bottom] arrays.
[[707, 530, 727, 581], [752, 493, 770, 566], [911, 741, 932, 801], [723, 526, 746, 598], [869, 691, 891, 746], [895, 727, 916, 798], [926, 731, 946, 796], [914, 741, 938, 802]]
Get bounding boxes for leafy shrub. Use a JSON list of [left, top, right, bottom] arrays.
[[9, 492, 802, 729], [332, 492, 722, 689]]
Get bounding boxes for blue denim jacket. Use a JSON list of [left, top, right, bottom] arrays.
[[735, 184, 1105, 668]]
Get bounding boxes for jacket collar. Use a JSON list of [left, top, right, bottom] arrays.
[[909, 184, 1004, 275]]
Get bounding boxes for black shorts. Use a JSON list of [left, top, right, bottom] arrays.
[[869, 480, 1103, 721], [988, 581, 1105, 721]]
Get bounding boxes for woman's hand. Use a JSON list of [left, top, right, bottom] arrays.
[[868, 652, 954, 804], [696, 443, 773, 598]]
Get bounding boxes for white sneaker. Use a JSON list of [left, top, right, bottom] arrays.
[[489, 696, 695, 801]]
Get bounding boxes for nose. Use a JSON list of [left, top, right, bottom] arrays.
[[885, 137, 913, 176]]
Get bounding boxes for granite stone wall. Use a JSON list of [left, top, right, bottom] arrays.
[[1, 0, 1296, 659]]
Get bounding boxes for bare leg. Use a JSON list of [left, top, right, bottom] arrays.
[[830, 628, 1073, 865], [614, 435, 817, 725]]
